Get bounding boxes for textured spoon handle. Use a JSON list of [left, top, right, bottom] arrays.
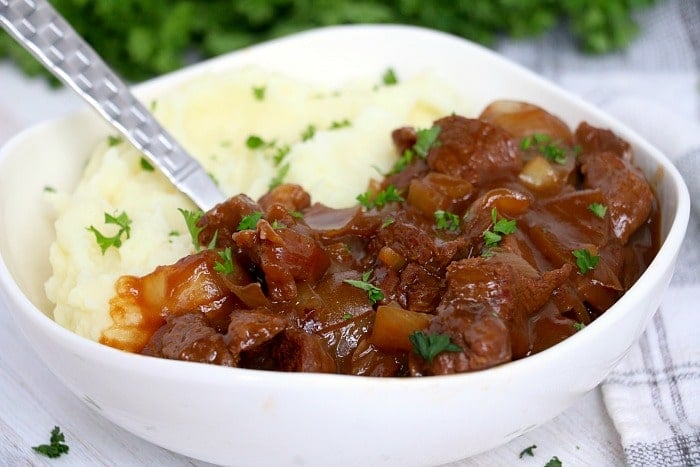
[[0, 0, 225, 211]]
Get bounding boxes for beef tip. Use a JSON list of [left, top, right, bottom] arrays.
[[575, 122, 632, 160], [225, 309, 287, 355], [198, 194, 262, 248], [398, 263, 443, 312], [234, 220, 331, 301], [409, 308, 511, 376], [271, 329, 336, 373], [258, 183, 311, 214], [157, 313, 236, 366], [431, 253, 571, 361], [427, 115, 521, 186], [391, 126, 417, 154], [579, 151, 653, 243], [371, 220, 440, 271], [350, 338, 405, 377]]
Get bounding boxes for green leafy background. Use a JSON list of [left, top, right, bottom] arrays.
[[0, 0, 660, 83]]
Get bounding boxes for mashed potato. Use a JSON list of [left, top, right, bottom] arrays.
[[45, 66, 471, 341]]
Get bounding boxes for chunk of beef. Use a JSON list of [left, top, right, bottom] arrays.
[[391, 126, 417, 154], [427, 115, 521, 186], [271, 329, 336, 373], [398, 263, 443, 312], [258, 183, 311, 214], [155, 313, 236, 366], [225, 309, 287, 355], [234, 220, 331, 301], [198, 194, 262, 248], [579, 151, 653, 243], [575, 122, 631, 161]]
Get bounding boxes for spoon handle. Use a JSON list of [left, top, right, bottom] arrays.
[[0, 0, 225, 211]]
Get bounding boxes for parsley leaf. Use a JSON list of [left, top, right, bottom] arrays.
[[32, 426, 69, 459], [519, 444, 537, 458], [237, 211, 264, 231], [107, 135, 122, 147], [269, 162, 290, 190], [271, 220, 287, 229], [382, 68, 398, 86], [140, 157, 155, 171], [390, 149, 415, 174], [43, 185, 56, 193], [413, 125, 442, 158], [178, 208, 204, 251], [344, 270, 384, 305], [252, 85, 266, 100], [246, 135, 274, 149], [545, 456, 563, 467], [330, 119, 351, 129], [381, 217, 395, 229], [301, 124, 316, 142], [588, 203, 607, 218], [434, 210, 460, 232], [572, 248, 599, 274], [272, 144, 290, 166], [357, 185, 404, 210], [573, 322, 586, 331], [409, 330, 462, 362], [520, 133, 568, 164], [87, 211, 132, 254], [483, 208, 517, 248], [214, 247, 235, 275]]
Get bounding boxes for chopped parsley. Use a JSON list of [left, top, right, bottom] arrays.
[[87, 211, 132, 254], [107, 135, 122, 146], [342, 312, 353, 320], [520, 133, 567, 164], [32, 426, 69, 459], [357, 185, 404, 210], [413, 125, 442, 158], [149, 99, 158, 111], [381, 217, 395, 229], [519, 444, 537, 458], [382, 68, 398, 86], [390, 149, 415, 174], [271, 220, 287, 229], [178, 208, 204, 251], [301, 124, 316, 142], [572, 248, 599, 274], [409, 330, 462, 363], [246, 135, 274, 149], [483, 208, 517, 248], [43, 185, 56, 193], [544, 456, 563, 467], [214, 247, 235, 275], [268, 162, 290, 190], [588, 203, 607, 218], [344, 270, 384, 305], [237, 211, 264, 231], [330, 119, 351, 129], [573, 322, 586, 331], [140, 157, 155, 171], [252, 85, 266, 100], [168, 230, 180, 236], [272, 144, 290, 166], [290, 210, 304, 219], [434, 210, 460, 232]]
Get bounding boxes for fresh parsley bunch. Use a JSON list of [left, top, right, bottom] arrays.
[[0, 0, 661, 83]]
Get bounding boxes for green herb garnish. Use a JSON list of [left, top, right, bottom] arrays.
[[572, 248, 599, 274], [252, 85, 266, 100], [246, 135, 274, 149], [434, 210, 460, 232], [382, 68, 398, 86], [140, 157, 155, 171], [573, 322, 586, 331], [214, 247, 235, 275], [381, 217, 395, 229], [519, 444, 537, 458], [588, 203, 607, 218], [87, 211, 132, 254], [409, 330, 462, 363], [269, 162, 290, 190], [344, 270, 384, 305], [272, 144, 290, 166], [413, 125, 441, 158], [520, 133, 567, 164], [391, 149, 415, 174], [107, 135, 122, 147], [178, 208, 204, 251], [237, 211, 264, 231], [357, 184, 404, 210], [483, 208, 517, 247], [330, 119, 351, 129], [271, 220, 287, 229], [32, 426, 69, 459], [301, 124, 316, 142], [545, 456, 563, 467]]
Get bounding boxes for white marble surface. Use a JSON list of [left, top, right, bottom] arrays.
[[1, 1, 698, 465]]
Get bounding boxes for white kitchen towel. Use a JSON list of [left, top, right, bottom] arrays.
[[599, 98, 700, 467]]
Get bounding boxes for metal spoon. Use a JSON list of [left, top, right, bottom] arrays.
[[0, 0, 226, 211]]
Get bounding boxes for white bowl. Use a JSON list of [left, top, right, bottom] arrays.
[[0, 25, 690, 466]]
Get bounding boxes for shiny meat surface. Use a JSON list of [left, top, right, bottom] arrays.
[[102, 100, 659, 376]]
